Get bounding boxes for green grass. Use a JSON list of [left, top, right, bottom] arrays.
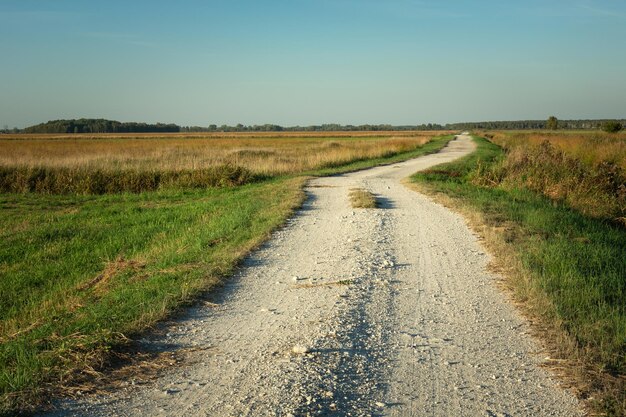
[[412, 136, 625, 416], [0, 179, 305, 413], [0, 135, 454, 414]]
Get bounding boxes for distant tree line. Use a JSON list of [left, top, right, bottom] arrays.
[[13, 120, 445, 134], [22, 119, 180, 134], [180, 123, 445, 132], [3, 118, 624, 135], [447, 119, 626, 131]]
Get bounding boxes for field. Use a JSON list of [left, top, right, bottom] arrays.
[[0, 132, 436, 175], [412, 131, 625, 415], [0, 133, 440, 194], [0, 132, 453, 414]]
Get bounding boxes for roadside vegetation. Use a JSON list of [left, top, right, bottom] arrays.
[[411, 132, 625, 416], [478, 130, 625, 223], [349, 188, 378, 208], [0, 132, 454, 414]]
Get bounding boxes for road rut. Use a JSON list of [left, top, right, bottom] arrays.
[[47, 135, 583, 416]]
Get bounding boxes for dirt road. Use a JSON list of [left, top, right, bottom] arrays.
[[47, 135, 583, 416]]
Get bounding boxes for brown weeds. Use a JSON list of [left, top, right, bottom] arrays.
[[349, 188, 378, 208], [79, 257, 146, 294], [475, 131, 626, 223], [293, 279, 353, 288], [480, 130, 626, 170]]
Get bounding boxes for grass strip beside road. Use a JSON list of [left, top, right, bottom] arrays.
[[0, 135, 454, 414], [0, 179, 306, 413], [411, 136, 625, 416]]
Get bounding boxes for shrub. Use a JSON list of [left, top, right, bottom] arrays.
[[602, 121, 623, 133]]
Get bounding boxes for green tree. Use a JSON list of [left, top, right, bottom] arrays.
[[546, 116, 558, 130], [601, 121, 623, 133]]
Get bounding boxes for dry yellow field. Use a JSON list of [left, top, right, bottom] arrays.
[[0, 131, 445, 176]]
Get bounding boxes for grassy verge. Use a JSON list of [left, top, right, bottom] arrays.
[[0, 178, 305, 414], [0, 134, 454, 414], [411, 136, 625, 416]]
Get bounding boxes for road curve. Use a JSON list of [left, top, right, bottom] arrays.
[[46, 135, 583, 417]]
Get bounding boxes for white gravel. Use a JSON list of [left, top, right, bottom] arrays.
[[44, 135, 583, 416]]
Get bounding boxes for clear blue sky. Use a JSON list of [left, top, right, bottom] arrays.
[[1, 0, 625, 128]]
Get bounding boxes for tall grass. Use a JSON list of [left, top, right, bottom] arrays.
[[0, 134, 436, 175], [0, 133, 439, 194], [0, 165, 257, 194], [481, 130, 626, 169], [476, 131, 626, 223]]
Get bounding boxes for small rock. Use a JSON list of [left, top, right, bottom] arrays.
[[375, 401, 386, 408], [164, 388, 180, 395], [292, 345, 309, 354]]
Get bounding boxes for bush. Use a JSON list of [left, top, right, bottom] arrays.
[[602, 121, 623, 133]]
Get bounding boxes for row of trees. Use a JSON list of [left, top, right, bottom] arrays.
[[448, 118, 626, 131], [4, 118, 624, 135], [546, 116, 623, 131], [180, 123, 446, 132], [11, 120, 446, 134], [22, 119, 180, 134]]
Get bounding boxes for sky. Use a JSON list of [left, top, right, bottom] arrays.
[[1, 0, 625, 128]]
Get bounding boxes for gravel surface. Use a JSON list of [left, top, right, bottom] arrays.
[[44, 135, 583, 416]]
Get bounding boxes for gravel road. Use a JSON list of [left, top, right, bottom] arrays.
[[46, 135, 583, 416]]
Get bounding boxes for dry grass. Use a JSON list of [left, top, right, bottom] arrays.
[[475, 130, 626, 223], [0, 132, 440, 177], [479, 130, 626, 169], [77, 257, 146, 294], [0, 164, 255, 194], [0, 132, 443, 195], [0, 130, 444, 140], [349, 188, 378, 208], [293, 279, 353, 288]]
